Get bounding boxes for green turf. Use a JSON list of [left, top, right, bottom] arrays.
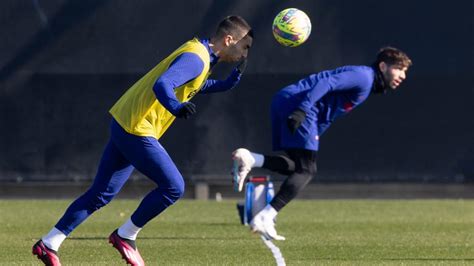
[[0, 199, 473, 265]]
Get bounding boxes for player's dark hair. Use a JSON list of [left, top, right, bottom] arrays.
[[374, 47, 412, 68], [215, 15, 253, 40]]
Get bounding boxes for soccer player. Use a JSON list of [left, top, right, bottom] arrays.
[[32, 16, 253, 266], [232, 47, 411, 241]]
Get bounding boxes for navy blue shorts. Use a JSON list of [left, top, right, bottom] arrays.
[[271, 92, 319, 151]]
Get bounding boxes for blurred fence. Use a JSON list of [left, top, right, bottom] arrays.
[[0, 0, 472, 183]]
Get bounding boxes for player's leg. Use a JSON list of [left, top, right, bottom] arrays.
[[262, 154, 296, 175], [122, 137, 184, 230], [106, 123, 183, 265], [250, 92, 319, 240], [251, 149, 317, 240], [268, 149, 317, 210], [54, 140, 133, 236], [33, 134, 133, 264], [232, 148, 296, 191]]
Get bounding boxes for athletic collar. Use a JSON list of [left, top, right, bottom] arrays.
[[200, 38, 219, 68]]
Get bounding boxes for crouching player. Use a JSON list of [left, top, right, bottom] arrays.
[[232, 47, 411, 240]]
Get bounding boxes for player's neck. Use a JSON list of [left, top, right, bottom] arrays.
[[208, 39, 222, 57]]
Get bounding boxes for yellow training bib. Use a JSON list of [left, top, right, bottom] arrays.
[[110, 38, 211, 139]]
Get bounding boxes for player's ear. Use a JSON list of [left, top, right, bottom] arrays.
[[224, 34, 234, 47], [378, 61, 388, 72]]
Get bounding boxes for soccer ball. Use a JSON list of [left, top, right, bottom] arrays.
[[272, 8, 312, 47]]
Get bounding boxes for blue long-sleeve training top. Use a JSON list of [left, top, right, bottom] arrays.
[[152, 38, 242, 115], [280, 65, 375, 135]]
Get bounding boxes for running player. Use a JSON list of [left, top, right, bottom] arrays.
[[33, 16, 253, 266]]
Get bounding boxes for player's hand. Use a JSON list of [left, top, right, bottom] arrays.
[[176, 102, 196, 119], [287, 109, 306, 134], [236, 58, 247, 74]]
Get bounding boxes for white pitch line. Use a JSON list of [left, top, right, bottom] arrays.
[[260, 235, 286, 266]]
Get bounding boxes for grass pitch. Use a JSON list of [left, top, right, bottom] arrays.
[[1, 199, 473, 265]]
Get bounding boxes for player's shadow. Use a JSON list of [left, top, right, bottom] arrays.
[[315, 257, 474, 262], [67, 236, 248, 241], [199, 222, 239, 227], [383, 258, 474, 261]]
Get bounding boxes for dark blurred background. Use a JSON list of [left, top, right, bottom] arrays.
[[0, 0, 473, 186]]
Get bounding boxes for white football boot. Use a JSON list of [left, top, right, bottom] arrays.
[[250, 211, 285, 241], [231, 148, 255, 192]]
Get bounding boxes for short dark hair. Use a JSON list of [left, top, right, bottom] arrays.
[[215, 15, 253, 39], [375, 47, 412, 68]]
